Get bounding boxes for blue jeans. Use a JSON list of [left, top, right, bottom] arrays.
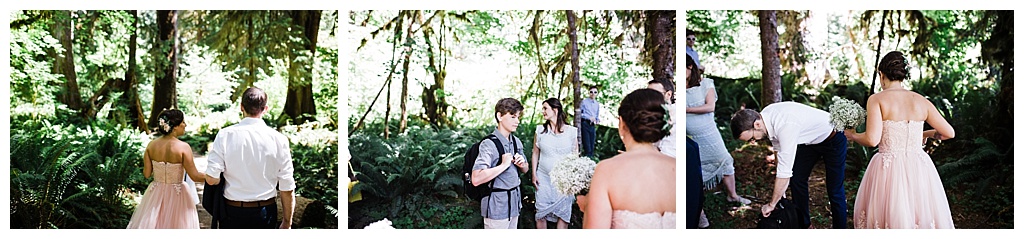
[[791, 131, 848, 229], [581, 119, 596, 158], [686, 138, 704, 229], [220, 203, 278, 229]]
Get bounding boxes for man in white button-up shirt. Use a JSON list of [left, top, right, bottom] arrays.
[[205, 87, 296, 229], [730, 102, 848, 229]]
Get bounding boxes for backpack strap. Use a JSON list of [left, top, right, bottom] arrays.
[[484, 133, 521, 220]]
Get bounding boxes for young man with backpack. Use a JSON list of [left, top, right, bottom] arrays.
[[466, 98, 528, 229]]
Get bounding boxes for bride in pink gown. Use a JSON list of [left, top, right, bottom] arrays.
[[844, 51, 956, 229], [127, 109, 204, 229]]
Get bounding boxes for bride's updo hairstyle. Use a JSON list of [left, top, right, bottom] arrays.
[[618, 88, 670, 143], [155, 109, 184, 136], [878, 51, 910, 81]]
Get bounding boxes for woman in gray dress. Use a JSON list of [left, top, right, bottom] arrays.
[[531, 98, 578, 229]]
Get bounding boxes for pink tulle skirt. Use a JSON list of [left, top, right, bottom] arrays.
[[126, 181, 200, 229]]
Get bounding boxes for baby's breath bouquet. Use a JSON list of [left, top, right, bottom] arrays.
[[828, 96, 866, 131], [550, 153, 597, 196]]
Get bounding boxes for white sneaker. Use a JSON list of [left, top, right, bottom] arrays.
[[698, 210, 710, 228], [727, 196, 752, 205]]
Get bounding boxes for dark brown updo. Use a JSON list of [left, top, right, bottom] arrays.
[[155, 109, 184, 136], [878, 51, 910, 81], [618, 88, 669, 143]]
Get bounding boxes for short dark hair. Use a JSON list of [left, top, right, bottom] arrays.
[[156, 109, 184, 135], [618, 88, 669, 143], [589, 85, 598, 91], [730, 109, 762, 139], [648, 79, 676, 104], [241, 87, 268, 116], [686, 29, 695, 36], [494, 98, 524, 123]]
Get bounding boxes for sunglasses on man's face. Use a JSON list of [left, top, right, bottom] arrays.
[[590, 91, 597, 94]]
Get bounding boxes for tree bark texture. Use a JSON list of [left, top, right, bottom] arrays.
[[149, 10, 179, 128], [759, 10, 782, 108]]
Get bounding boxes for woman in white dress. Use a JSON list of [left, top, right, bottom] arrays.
[[531, 98, 578, 229], [583, 88, 676, 229], [685, 55, 748, 227]]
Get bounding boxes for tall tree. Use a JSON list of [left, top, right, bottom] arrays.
[[47, 11, 84, 112], [149, 10, 179, 128], [398, 11, 418, 133], [758, 10, 782, 107], [120, 10, 148, 132], [281, 10, 322, 125], [567, 10, 582, 145], [981, 10, 1013, 147], [870, 10, 889, 95], [645, 10, 676, 83], [420, 11, 456, 129]]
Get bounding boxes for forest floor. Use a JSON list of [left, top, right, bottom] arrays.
[[700, 143, 991, 229], [192, 156, 314, 229]]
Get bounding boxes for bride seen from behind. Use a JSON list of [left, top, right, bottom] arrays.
[[583, 88, 676, 229], [844, 51, 956, 229], [126, 109, 205, 229]]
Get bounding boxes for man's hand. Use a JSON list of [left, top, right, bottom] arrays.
[[279, 190, 295, 229], [761, 203, 775, 217]]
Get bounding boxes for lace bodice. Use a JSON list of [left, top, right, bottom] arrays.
[[877, 120, 926, 154], [611, 210, 677, 229], [151, 161, 185, 183]]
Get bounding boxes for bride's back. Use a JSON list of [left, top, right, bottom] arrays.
[[873, 89, 933, 122], [147, 138, 188, 164], [597, 150, 676, 214]]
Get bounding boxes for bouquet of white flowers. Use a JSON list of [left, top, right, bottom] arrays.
[[550, 154, 597, 196], [828, 96, 866, 131]]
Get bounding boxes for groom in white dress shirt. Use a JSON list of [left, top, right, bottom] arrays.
[[205, 87, 296, 229], [730, 102, 848, 229]]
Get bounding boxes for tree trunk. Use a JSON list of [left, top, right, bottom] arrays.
[[48, 11, 84, 112], [870, 10, 888, 95], [984, 10, 1013, 149], [149, 10, 179, 129], [282, 10, 321, 125], [646, 10, 676, 82], [399, 14, 415, 133], [758, 10, 782, 108], [122, 10, 148, 133], [567, 10, 582, 146], [421, 14, 451, 129]]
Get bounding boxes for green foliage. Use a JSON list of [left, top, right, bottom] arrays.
[[685, 10, 756, 57], [9, 12, 62, 108], [349, 120, 625, 229], [281, 122, 341, 228], [10, 116, 149, 229]]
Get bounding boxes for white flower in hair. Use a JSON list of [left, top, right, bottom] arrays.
[[159, 117, 170, 132]]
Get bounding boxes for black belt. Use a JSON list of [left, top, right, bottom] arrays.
[[486, 186, 519, 221], [225, 198, 276, 208]]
